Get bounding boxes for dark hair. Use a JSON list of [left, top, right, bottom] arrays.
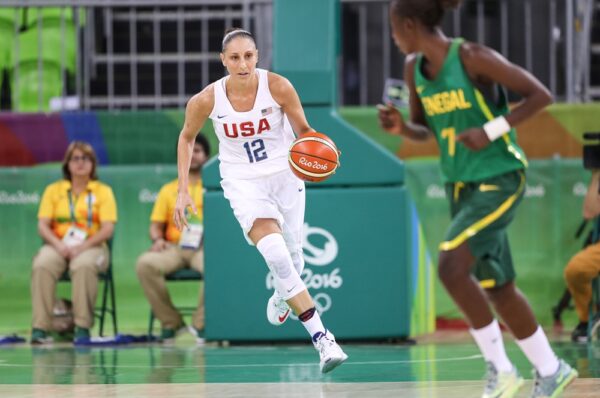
[[62, 141, 98, 181], [390, 0, 462, 29], [195, 133, 210, 156], [221, 27, 256, 52]]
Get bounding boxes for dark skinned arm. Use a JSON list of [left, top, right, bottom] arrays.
[[456, 42, 553, 150]]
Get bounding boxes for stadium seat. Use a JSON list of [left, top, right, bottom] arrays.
[[147, 268, 204, 338], [58, 239, 118, 337], [10, 28, 75, 112], [0, 8, 22, 101], [10, 8, 78, 112], [25, 7, 83, 29]]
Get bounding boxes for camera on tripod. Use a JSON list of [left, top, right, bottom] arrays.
[[583, 132, 600, 170]]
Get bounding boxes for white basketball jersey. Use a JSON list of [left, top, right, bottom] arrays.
[[209, 68, 296, 179]]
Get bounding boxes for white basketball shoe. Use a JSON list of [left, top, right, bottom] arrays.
[[266, 291, 291, 326], [313, 330, 348, 373]]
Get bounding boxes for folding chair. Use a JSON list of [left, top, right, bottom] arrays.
[[59, 239, 118, 337], [147, 268, 203, 338]]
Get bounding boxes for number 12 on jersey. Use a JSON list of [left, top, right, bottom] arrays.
[[243, 138, 268, 163]]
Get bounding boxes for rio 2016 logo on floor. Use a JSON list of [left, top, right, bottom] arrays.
[[265, 222, 342, 315]]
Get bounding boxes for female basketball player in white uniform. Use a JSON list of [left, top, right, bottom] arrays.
[[173, 29, 347, 373]]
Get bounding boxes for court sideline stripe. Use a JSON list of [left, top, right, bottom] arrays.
[[0, 354, 483, 369]]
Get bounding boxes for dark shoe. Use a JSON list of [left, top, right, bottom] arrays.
[[74, 326, 91, 343], [30, 328, 53, 345], [571, 322, 588, 343]]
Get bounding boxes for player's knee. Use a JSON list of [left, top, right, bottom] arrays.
[[438, 252, 467, 286], [257, 233, 293, 279], [257, 233, 306, 299], [269, 250, 293, 278], [289, 249, 304, 274], [485, 282, 514, 304], [283, 237, 305, 274]]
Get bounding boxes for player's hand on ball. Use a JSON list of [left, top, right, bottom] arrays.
[[174, 191, 197, 231], [377, 103, 405, 135], [456, 127, 491, 151]]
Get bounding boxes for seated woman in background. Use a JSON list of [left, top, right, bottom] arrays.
[[31, 141, 117, 344]]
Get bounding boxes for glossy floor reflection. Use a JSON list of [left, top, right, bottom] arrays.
[[0, 340, 598, 397]]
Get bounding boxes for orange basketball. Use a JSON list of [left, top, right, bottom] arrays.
[[288, 132, 340, 182]]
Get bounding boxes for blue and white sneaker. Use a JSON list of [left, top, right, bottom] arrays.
[[530, 359, 578, 398], [481, 362, 524, 398], [313, 330, 348, 374]]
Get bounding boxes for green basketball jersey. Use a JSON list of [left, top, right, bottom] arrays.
[[414, 38, 527, 183]]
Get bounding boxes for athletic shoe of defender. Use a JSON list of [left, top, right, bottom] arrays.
[[266, 291, 291, 326], [530, 359, 578, 398], [481, 361, 524, 398], [313, 330, 348, 374]]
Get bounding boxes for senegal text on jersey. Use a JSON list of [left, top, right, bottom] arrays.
[[421, 89, 472, 117]]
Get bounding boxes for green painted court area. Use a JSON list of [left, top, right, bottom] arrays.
[[1, 338, 598, 397]]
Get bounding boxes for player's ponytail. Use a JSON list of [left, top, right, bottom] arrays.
[[390, 0, 461, 29]]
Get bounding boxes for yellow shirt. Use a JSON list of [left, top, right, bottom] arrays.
[[151, 178, 203, 243], [38, 180, 118, 239]]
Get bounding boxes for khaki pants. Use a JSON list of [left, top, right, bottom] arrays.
[[136, 244, 204, 330], [31, 244, 109, 331], [564, 241, 600, 322]]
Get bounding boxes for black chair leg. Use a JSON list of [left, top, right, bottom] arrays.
[[110, 275, 118, 335], [148, 311, 155, 339], [99, 275, 109, 337]]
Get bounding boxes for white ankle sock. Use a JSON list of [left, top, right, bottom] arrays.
[[516, 326, 560, 377], [300, 310, 326, 341], [470, 319, 513, 373]]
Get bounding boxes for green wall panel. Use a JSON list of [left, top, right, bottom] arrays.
[[204, 186, 411, 340]]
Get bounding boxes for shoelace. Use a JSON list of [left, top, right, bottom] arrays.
[[274, 297, 289, 313], [531, 370, 543, 396], [483, 362, 498, 392], [316, 336, 335, 355]]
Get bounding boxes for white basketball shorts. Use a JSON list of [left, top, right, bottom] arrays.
[[220, 169, 306, 246]]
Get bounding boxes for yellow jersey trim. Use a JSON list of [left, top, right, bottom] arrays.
[[479, 184, 500, 192], [479, 279, 496, 289], [473, 89, 528, 168], [439, 172, 526, 251]]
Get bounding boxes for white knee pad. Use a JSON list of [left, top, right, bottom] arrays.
[[283, 233, 305, 275], [257, 233, 305, 300], [289, 249, 305, 276]]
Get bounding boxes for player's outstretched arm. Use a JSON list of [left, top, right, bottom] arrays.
[[268, 72, 314, 137], [174, 85, 214, 231]]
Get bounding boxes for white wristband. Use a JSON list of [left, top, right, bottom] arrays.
[[483, 116, 511, 142]]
